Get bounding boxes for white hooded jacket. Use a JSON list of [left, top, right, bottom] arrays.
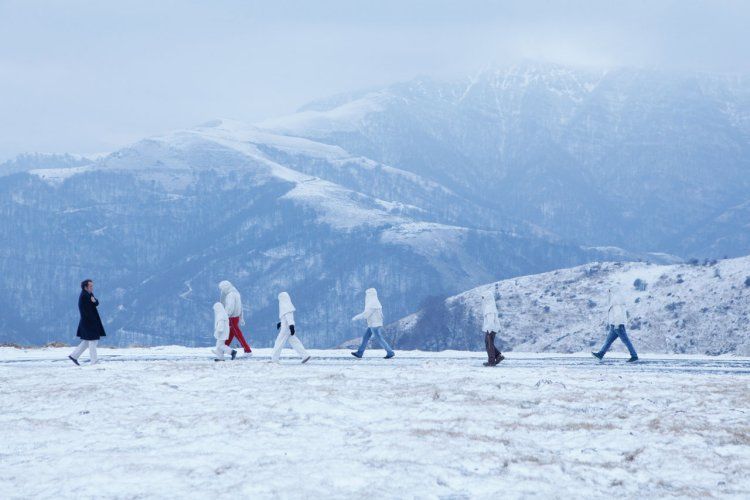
[[352, 288, 384, 328], [219, 280, 244, 324], [481, 294, 500, 333], [607, 292, 628, 327], [278, 291, 296, 330], [213, 302, 230, 341]]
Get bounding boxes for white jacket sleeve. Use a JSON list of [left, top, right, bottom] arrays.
[[352, 310, 366, 322], [283, 311, 295, 327]]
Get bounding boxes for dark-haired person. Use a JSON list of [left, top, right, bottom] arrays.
[[68, 279, 106, 365]]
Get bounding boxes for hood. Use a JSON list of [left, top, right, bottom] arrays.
[[219, 280, 237, 302], [365, 288, 382, 310], [213, 302, 228, 322], [481, 293, 498, 316], [278, 291, 296, 317]]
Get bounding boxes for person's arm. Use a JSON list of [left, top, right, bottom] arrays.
[[225, 293, 237, 317], [351, 309, 366, 322]]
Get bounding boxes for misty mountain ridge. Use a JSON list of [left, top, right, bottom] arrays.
[[1, 61, 748, 351]]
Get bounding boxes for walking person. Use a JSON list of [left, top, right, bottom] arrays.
[[351, 288, 395, 359], [481, 292, 504, 366], [68, 279, 106, 365], [212, 302, 237, 362], [592, 290, 639, 362], [271, 292, 311, 364], [219, 280, 252, 354]]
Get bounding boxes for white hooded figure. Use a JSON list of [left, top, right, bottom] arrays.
[[212, 302, 236, 361], [351, 288, 394, 359], [481, 294, 500, 333], [219, 280, 244, 325], [218, 280, 252, 353], [592, 288, 638, 361], [480, 293, 504, 366], [352, 288, 384, 327], [271, 292, 310, 363], [607, 291, 628, 327]]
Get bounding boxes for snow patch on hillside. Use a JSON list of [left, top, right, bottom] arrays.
[[29, 165, 93, 185], [257, 92, 389, 137]]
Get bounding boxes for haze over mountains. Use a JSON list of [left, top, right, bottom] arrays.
[[1, 63, 748, 350]]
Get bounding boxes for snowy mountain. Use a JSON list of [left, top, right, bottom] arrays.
[[261, 63, 750, 258], [390, 255, 750, 355], [3, 62, 749, 350], [0, 119, 627, 348]]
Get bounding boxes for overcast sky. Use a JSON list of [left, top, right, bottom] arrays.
[[1, 0, 748, 159]]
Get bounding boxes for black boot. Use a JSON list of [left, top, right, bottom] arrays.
[[68, 355, 80, 366]]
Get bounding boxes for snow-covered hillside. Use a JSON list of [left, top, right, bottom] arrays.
[[1, 347, 748, 498], [392, 255, 750, 355]]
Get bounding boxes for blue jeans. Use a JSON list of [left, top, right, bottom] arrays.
[[597, 325, 638, 358], [355, 327, 394, 356]]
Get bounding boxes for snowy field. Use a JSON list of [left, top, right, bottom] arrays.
[[1, 347, 749, 499]]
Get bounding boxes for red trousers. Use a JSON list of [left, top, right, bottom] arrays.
[[225, 316, 252, 353]]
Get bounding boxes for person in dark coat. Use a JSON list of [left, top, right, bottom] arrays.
[[68, 279, 106, 365]]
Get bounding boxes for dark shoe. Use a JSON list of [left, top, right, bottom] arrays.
[[302, 356, 311, 364], [627, 356, 639, 363], [495, 353, 505, 363], [214, 359, 224, 362], [591, 352, 603, 360], [483, 361, 497, 367], [231, 350, 237, 360], [384, 352, 395, 359], [68, 355, 80, 366], [351, 352, 362, 358]]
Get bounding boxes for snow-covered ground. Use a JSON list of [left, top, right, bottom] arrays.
[[1, 347, 749, 499]]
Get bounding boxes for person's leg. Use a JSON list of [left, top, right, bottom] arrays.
[[271, 330, 289, 363], [288, 335, 309, 359], [88, 340, 98, 364], [491, 332, 503, 361], [370, 327, 395, 356], [214, 338, 227, 360], [70, 340, 88, 360], [595, 326, 619, 357], [616, 326, 638, 359], [224, 330, 235, 348], [484, 332, 494, 364], [229, 317, 252, 353], [354, 328, 373, 357]]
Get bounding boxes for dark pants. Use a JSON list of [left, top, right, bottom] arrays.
[[484, 331, 502, 363], [225, 316, 252, 353]]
